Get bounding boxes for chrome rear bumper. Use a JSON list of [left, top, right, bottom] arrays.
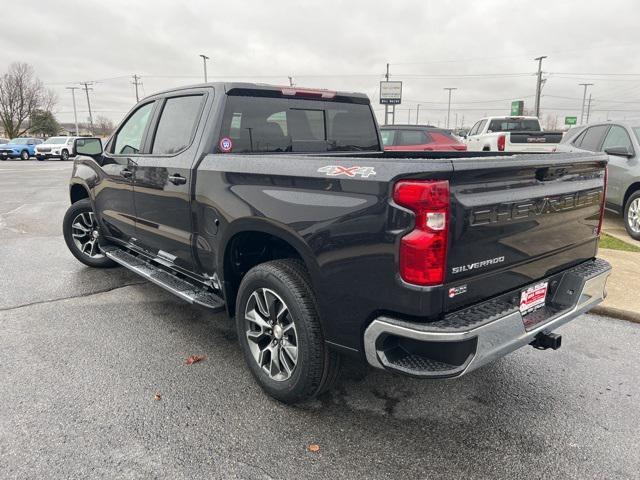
[[364, 258, 611, 378]]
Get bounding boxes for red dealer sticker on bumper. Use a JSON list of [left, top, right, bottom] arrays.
[[519, 281, 548, 315]]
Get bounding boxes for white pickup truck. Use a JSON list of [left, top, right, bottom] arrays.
[[464, 116, 563, 152]]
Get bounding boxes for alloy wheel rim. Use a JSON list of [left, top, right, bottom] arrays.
[[629, 198, 640, 233], [71, 211, 105, 259], [244, 288, 298, 381]]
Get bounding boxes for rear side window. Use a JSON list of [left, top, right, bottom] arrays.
[[218, 95, 379, 153], [578, 125, 610, 152], [152, 95, 204, 154], [380, 129, 396, 146], [397, 130, 429, 146]]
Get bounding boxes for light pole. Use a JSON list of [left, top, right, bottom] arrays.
[[579, 83, 594, 124], [444, 87, 457, 129], [199, 54, 210, 83], [533, 56, 547, 117], [65, 87, 79, 136], [416, 104, 420, 125]]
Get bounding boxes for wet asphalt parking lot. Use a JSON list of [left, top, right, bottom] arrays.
[[1, 160, 639, 479]]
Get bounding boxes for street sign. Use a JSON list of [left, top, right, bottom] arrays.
[[511, 100, 524, 116], [380, 81, 402, 105], [565, 116, 577, 126]]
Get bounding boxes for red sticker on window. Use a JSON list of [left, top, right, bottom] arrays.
[[219, 137, 233, 152]]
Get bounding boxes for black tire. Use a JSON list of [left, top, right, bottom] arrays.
[[20, 150, 29, 161], [61, 149, 69, 161], [623, 190, 640, 240], [235, 259, 340, 404], [63, 198, 117, 268], [36, 155, 45, 161]]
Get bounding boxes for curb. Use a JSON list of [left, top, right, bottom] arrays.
[[590, 305, 640, 324]]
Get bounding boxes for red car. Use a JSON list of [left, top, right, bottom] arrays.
[[381, 125, 467, 151]]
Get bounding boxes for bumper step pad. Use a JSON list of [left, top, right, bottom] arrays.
[[102, 245, 225, 311]]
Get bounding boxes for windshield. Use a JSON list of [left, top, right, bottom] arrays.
[[218, 95, 380, 153], [44, 137, 68, 144], [9, 138, 29, 145], [488, 119, 541, 132]]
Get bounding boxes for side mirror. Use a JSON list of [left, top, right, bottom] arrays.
[[604, 146, 634, 158], [463, 134, 468, 139], [75, 137, 103, 157]]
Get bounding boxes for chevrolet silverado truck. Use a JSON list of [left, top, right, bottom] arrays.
[[63, 83, 611, 404], [464, 116, 563, 152]]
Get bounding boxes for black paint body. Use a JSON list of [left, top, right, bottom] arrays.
[[69, 83, 607, 357]]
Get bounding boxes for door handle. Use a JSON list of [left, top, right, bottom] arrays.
[[120, 168, 133, 178], [168, 174, 187, 185]]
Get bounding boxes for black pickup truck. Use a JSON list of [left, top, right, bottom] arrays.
[[63, 83, 611, 403]]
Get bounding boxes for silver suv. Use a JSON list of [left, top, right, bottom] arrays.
[[557, 122, 640, 240]]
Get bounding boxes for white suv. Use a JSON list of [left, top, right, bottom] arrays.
[[35, 136, 77, 161]]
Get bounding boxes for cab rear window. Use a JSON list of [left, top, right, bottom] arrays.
[[218, 95, 380, 153]]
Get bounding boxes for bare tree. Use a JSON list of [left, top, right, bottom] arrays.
[[94, 115, 115, 137], [0, 63, 56, 138]]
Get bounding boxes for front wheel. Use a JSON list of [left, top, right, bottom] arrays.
[[61, 149, 69, 161], [236, 259, 340, 404], [63, 198, 117, 268], [20, 150, 29, 160], [624, 191, 640, 240]]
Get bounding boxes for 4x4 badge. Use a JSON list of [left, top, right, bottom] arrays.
[[317, 165, 377, 178]]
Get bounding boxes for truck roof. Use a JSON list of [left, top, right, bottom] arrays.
[[144, 82, 370, 103]]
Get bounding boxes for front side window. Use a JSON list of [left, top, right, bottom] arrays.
[[468, 122, 481, 136], [152, 95, 204, 155], [601, 125, 633, 152], [218, 95, 379, 153], [113, 102, 154, 155]]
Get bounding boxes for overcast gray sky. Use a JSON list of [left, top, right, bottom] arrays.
[[3, 0, 640, 128]]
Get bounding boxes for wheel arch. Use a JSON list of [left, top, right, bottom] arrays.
[[218, 219, 319, 318], [623, 181, 640, 210], [69, 181, 91, 204]]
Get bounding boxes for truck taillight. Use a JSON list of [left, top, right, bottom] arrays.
[[497, 134, 506, 151], [597, 167, 607, 235], [393, 180, 450, 286]]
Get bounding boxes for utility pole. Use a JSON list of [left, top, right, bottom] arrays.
[[408, 109, 411, 123], [199, 54, 210, 82], [80, 82, 94, 134], [288, 76, 294, 87], [65, 87, 80, 136], [586, 93, 593, 123], [579, 83, 594, 124], [384, 63, 390, 126], [533, 56, 547, 118], [416, 104, 420, 125], [455, 113, 458, 129], [444, 87, 457, 129], [132, 74, 142, 102]]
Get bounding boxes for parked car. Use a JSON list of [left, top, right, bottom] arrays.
[[63, 83, 610, 404], [381, 125, 467, 151], [464, 116, 562, 152], [0, 137, 43, 160], [35, 136, 77, 161], [556, 122, 640, 239]]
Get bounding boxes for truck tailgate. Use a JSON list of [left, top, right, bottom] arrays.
[[444, 152, 607, 311]]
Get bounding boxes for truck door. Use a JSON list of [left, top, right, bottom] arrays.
[[95, 100, 156, 243], [131, 92, 207, 273]]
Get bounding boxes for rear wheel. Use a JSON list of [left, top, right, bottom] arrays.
[[20, 150, 29, 160], [236, 259, 340, 404], [63, 198, 117, 268], [624, 191, 640, 240]]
